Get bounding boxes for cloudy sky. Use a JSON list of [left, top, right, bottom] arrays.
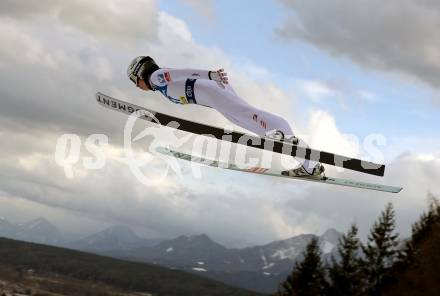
[[1, 0, 440, 247]]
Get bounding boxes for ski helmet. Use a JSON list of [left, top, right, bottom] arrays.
[[127, 56, 159, 87]]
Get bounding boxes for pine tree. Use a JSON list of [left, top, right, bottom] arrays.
[[411, 193, 440, 245], [277, 237, 328, 296], [327, 224, 363, 296], [361, 202, 400, 296], [395, 194, 440, 270], [378, 194, 440, 296]]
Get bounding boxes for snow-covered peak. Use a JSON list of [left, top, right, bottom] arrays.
[[189, 234, 214, 242], [22, 217, 53, 230], [318, 228, 341, 255], [99, 225, 140, 240], [0, 216, 10, 226], [321, 241, 336, 254], [0, 217, 18, 236], [263, 234, 315, 260], [15, 217, 64, 245], [69, 225, 163, 252], [170, 234, 217, 247], [76, 224, 143, 248], [321, 228, 341, 243]]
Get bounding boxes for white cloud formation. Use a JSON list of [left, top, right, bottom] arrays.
[[0, 0, 158, 42], [304, 110, 360, 158], [292, 78, 378, 110], [0, 20, 57, 69], [277, 0, 440, 103]]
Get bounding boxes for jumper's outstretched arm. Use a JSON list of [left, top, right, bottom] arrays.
[[150, 68, 228, 87]]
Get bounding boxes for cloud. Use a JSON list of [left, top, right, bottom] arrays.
[[0, 25, 111, 135], [292, 78, 377, 110], [0, 0, 158, 42], [276, 0, 440, 102], [296, 80, 339, 104], [0, 21, 57, 69], [304, 110, 360, 158]]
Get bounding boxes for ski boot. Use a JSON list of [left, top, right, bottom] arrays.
[[266, 130, 324, 178], [282, 163, 325, 178], [265, 129, 299, 144]]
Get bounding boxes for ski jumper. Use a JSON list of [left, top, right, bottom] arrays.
[[149, 68, 316, 171]]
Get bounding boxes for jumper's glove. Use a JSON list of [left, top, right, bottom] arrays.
[[209, 69, 228, 86]]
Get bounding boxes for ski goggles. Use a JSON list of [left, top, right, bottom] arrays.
[[129, 62, 147, 86], [129, 72, 140, 86]]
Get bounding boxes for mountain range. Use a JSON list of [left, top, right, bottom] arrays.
[[68, 224, 163, 251], [0, 216, 341, 293], [108, 229, 341, 292], [0, 216, 64, 246]]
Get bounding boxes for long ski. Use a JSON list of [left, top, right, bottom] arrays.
[[156, 147, 402, 193], [96, 92, 386, 176]]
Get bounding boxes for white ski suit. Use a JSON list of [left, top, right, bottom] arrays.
[[149, 68, 316, 171]]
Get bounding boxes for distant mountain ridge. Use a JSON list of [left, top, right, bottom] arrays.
[[68, 225, 163, 251], [118, 229, 340, 273], [0, 216, 342, 293], [0, 216, 20, 237], [0, 217, 163, 250], [1, 217, 64, 246], [108, 229, 342, 293]]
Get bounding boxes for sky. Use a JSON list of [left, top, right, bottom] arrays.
[[0, 0, 440, 247]]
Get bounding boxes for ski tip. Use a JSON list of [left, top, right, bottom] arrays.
[[95, 92, 102, 102], [392, 187, 403, 194], [95, 92, 105, 100], [382, 186, 403, 194]]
